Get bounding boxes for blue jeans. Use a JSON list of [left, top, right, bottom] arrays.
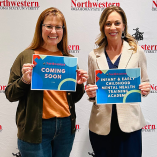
[[18, 116, 75, 157]]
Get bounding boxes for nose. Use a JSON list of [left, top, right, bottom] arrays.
[[110, 23, 116, 30], [51, 27, 56, 33]]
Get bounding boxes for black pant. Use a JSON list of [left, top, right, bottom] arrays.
[[89, 105, 142, 157]]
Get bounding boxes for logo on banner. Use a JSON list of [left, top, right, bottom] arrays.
[[133, 27, 157, 53], [88, 152, 95, 156], [76, 124, 81, 132], [150, 84, 157, 93], [0, 0, 40, 10], [0, 85, 6, 93], [71, 0, 120, 11], [140, 44, 157, 53], [0, 125, 2, 132], [142, 125, 156, 132], [69, 45, 80, 53], [152, 0, 157, 11], [132, 28, 144, 41]]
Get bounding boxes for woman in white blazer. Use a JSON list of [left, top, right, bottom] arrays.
[[86, 6, 150, 157]]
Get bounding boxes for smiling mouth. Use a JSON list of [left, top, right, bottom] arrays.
[[109, 32, 118, 35], [49, 36, 57, 39]]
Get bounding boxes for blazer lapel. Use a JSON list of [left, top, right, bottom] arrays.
[[95, 41, 133, 70], [118, 41, 133, 69], [95, 48, 109, 70]]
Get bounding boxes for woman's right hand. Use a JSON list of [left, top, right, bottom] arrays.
[[21, 63, 34, 83], [85, 84, 98, 98]]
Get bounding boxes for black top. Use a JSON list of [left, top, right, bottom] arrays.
[[104, 50, 121, 69], [104, 50, 121, 112]]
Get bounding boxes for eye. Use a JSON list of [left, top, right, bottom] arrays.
[[115, 22, 121, 26], [46, 25, 53, 29], [105, 23, 111, 26], [55, 26, 62, 30]]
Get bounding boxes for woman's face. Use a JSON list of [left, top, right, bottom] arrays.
[[104, 11, 125, 43], [42, 15, 63, 50]]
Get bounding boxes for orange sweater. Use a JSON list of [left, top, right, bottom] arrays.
[[34, 47, 70, 119]]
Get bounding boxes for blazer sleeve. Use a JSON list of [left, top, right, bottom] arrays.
[[87, 51, 96, 85], [138, 46, 149, 83], [138, 46, 150, 97], [87, 51, 97, 102]]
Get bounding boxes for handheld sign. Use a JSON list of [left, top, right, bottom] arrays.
[[96, 68, 141, 104], [31, 54, 77, 91]]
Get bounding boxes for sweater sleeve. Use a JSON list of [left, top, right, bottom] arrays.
[[71, 83, 84, 103], [5, 50, 32, 102], [71, 64, 85, 103]]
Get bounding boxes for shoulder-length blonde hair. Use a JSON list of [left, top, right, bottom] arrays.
[[95, 5, 137, 52], [27, 7, 70, 55]]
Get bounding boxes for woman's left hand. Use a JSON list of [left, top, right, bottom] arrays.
[[139, 82, 151, 96], [76, 69, 88, 84]]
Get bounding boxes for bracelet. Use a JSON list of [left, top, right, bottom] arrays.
[[21, 77, 31, 84]]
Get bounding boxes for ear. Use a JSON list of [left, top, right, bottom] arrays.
[[123, 24, 125, 32]]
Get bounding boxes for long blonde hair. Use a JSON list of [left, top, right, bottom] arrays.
[[95, 6, 137, 52], [27, 7, 70, 55]]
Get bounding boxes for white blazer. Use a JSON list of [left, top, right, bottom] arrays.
[[87, 41, 149, 135]]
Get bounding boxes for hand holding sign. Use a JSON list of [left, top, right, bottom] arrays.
[[76, 69, 88, 84], [85, 84, 98, 98], [139, 82, 150, 96], [21, 63, 34, 84]]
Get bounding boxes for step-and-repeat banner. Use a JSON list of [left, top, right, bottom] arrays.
[[0, 0, 157, 156]]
